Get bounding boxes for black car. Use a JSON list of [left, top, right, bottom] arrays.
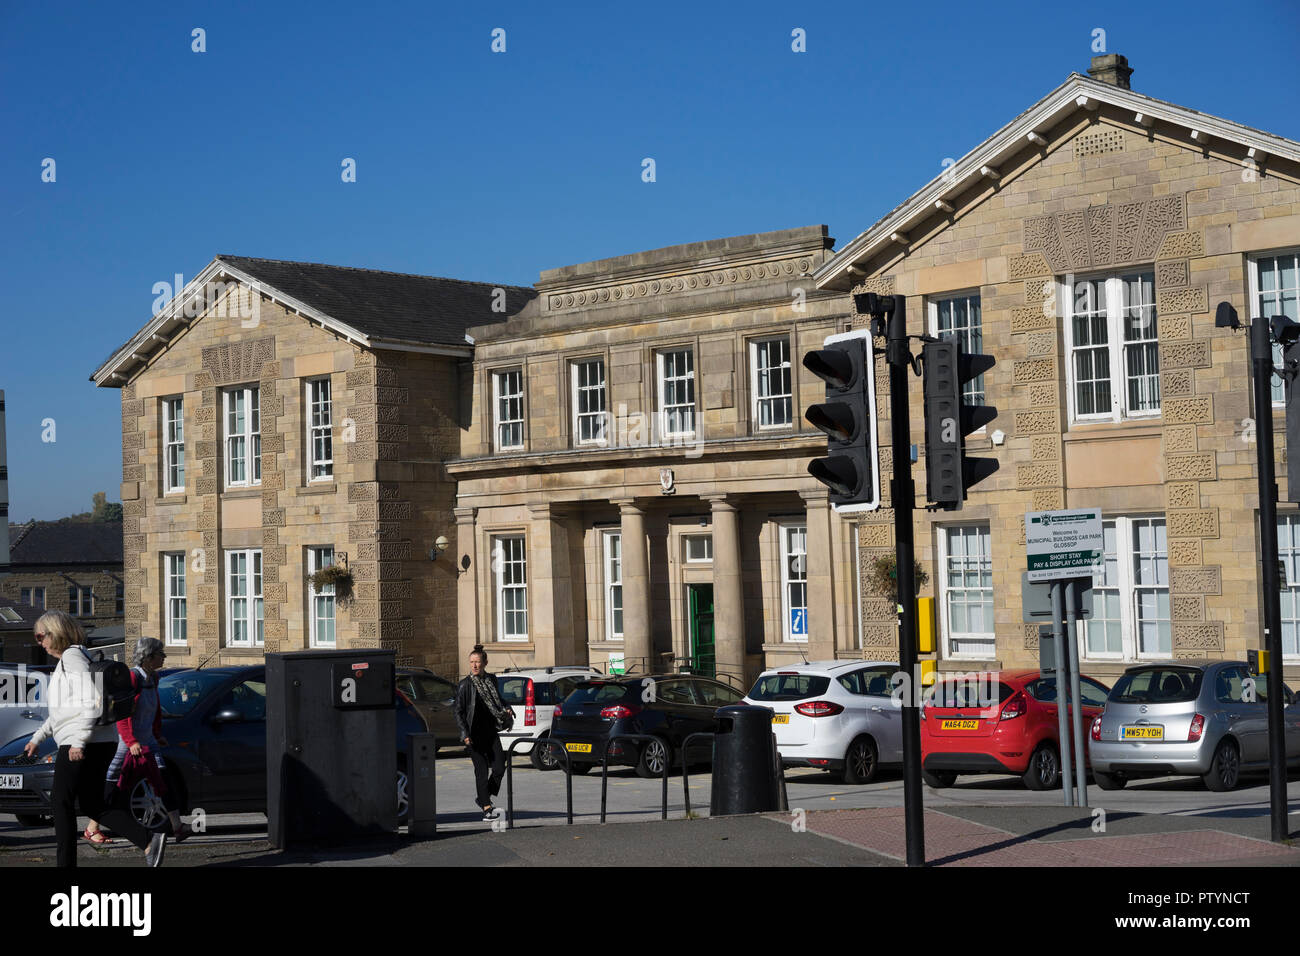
[[0, 665, 428, 829], [549, 674, 745, 778], [394, 667, 460, 749]]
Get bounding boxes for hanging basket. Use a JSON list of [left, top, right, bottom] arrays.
[[309, 565, 354, 602], [867, 555, 929, 606]]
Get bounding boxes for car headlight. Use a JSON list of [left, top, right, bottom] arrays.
[[39, 753, 56, 764]]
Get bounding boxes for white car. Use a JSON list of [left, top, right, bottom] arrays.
[[743, 660, 902, 784], [496, 666, 601, 770], [0, 663, 47, 750]]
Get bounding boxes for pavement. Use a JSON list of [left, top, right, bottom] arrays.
[[5, 803, 1300, 867]]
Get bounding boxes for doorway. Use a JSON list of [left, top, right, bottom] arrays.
[[687, 584, 715, 678]]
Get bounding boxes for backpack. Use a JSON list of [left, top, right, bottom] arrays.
[[68, 646, 136, 725]]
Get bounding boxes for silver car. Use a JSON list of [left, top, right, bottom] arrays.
[[1089, 660, 1300, 791]]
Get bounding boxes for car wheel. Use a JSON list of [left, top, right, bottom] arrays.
[[531, 736, 559, 772], [1093, 770, 1127, 791], [841, 736, 879, 785], [1022, 743, 1061, 791], [396, 764, 409, 822], [15, 813, 48, 827], [128, 778, 169, 832], [635, 738, 671, 778], [922, 769, 956, 788], [1203, 738, 1241, 792]]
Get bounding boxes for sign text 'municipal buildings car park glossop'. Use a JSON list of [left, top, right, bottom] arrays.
[[1025, 509, 1104, 583]]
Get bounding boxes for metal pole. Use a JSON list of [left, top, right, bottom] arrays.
[[887, 294, 925, 867], [1251, 317, 1288, 843], [1066, 578, 1088, 807], [1051, 581, 1073, 807]]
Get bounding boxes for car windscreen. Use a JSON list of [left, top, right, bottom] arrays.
[[1110, 667, 1203, 704], [562, 682, 633, 705], [158, 671, 234, 718], [925, 679, 1013, 708], [497, 676, 557, 706], [747, 674, 831, 702]]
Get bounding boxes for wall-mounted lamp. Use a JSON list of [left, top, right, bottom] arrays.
[[428, 536, 450, 561]]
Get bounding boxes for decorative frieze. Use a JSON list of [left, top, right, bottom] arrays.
[[200, 338, 275, 385], [544, 256, 812, 312], [1023, 195, 1185, 273]]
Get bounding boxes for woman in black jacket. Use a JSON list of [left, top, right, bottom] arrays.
[[454, 645, 513, 820]]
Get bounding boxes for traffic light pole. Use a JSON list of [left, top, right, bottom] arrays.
[[885, 295, 925, 867], [1250, 316, 1288, 844]]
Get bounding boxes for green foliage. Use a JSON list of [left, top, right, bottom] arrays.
[[867, 554, 929, 605]]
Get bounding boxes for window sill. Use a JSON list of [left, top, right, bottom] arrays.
[[1062, 421, 1164, 442], [221, 488, 263, 500], [492, 641, 535, 652], [221, 646, 267, 656], [295, 483, 337, 496], [155, 495, 188, 506]]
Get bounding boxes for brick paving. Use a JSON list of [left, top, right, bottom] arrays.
[[801, 807, 1300, 867]]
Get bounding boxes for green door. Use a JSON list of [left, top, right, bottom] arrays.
[[688, 584, 716, 679]]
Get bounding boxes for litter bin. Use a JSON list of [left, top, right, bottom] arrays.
[[710, 704, 781, 815]]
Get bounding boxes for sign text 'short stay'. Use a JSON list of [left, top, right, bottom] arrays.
[[1025, 508, 1103, 582]]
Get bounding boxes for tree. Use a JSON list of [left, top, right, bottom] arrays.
[[91, 492, 123, 522]]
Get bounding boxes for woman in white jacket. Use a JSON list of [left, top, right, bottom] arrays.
[[24, 611, 166, 868]]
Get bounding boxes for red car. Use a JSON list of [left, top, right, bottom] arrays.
[[920, 669, 1110, 790]]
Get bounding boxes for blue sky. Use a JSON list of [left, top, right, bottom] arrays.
[[2, 0, 1298, 521]]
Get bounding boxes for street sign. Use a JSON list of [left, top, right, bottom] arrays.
[[1021, 573, 1093, 621], [1026, 508, 1103, 582]]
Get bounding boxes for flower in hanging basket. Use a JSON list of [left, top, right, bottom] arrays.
[[310, 564, 354, 600], [867, 555, 929, 606]]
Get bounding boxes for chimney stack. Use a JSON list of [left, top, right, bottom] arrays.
[[1088, 53, 1133, 90], [0, 390, 8, 567]]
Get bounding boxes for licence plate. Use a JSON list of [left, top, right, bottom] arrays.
[[940, 719, 980, 731], [0, 775, 22, 790], [772, 715, 790, 724], [1121, 725, 1164, 740], [565, 743, 592, 753]]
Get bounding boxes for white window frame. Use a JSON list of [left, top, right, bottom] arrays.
[[1061, 271, 1161, 425], [571, 358, 608, 446], [1248, 249, 1300, 407], [1279, 512, 1300, 660], [225, 548, 264, 647], [307, 378, 333, 481], [307, 546, 336, 648], [165, 553, 187, 646], [1080, 516, 1170, 663], [492, 369, 525, 452], [938, 524, 995, 660], [928, 292, 987, 422], [750, 337, 793, 430], [684, 535, 713, 563], [656, 348, 696, 439], [493, 535, 528, 642], [780, 523, 809, 643], [602, 530, 623, 641], [224, 386, 262, 489], [163, 397, 185, 494]]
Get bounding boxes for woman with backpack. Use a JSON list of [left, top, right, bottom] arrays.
[[24, 611, 167, 868]]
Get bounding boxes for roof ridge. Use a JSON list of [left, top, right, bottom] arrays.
[[216, 254, 535, 291]]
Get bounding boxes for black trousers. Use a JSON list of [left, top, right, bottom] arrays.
[[52, 741, 153, 867], [468, 734, 504, 809]]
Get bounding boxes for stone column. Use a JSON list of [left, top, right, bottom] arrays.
[[800, 489, 836, 661], [614, 499, 651, 675], [527, 502, 559, 666], [705, 494, 744, 682], [454, 506, 478, 666]]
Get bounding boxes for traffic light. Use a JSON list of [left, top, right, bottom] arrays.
[[921, 338, 998, 509], [803, 330, 879, 513]]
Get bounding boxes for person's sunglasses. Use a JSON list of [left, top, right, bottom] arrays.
[[34, 632, 48, 642]]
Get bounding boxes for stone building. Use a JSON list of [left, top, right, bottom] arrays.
[[450, 227, 864, 685], [91, 256, 531, 675], [0, 520, 125, 641], [815, 55, 1300, 683]]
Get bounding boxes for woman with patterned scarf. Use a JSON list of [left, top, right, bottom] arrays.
[[454, 644, 514, 820]]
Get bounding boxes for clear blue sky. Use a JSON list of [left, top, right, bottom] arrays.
[[2, 0, 1298, 521]]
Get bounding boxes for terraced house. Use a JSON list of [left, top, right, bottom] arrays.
[[816, 55, 1300, 684], [92, 257, 532, 675]]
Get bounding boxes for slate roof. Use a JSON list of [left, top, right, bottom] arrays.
[[0, 598, 41, 630], [215, 256, 537, 349], [5, 521, 123, 566]]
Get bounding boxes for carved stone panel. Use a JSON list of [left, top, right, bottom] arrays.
[[1173, 621, 1224, 653], [1167, 509, 1219, 538], [1162, 425, 1197, 454], [1013, 359, 1056, 384], [1165, 452, 1216, 481], [1156, 231, 1205, 261], [1011, 306, 1054, 334], [1165, 482, 1199, 510], [1156, 259, 1190, 289], [1160, 341, 1212, 369], [1163, 368, 1195, 398], [1015, 410, 1060, 435], [1157, 287, 1209, 316], [1008, 253, 1052, 280], [1159, 315, 1193, 340], [1163, 397, 1213, 425], [1170, 566, 1222, 595], [1017, 462, 1062, 488]]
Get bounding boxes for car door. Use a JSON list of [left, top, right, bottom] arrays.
[[652, 678, 710, 751], [692, 679, 745, 761], [1215, 665, 1267, 764], [195, 673, 268, 810], [854, 665, 903, 763], [415, 674, 459, 744]]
